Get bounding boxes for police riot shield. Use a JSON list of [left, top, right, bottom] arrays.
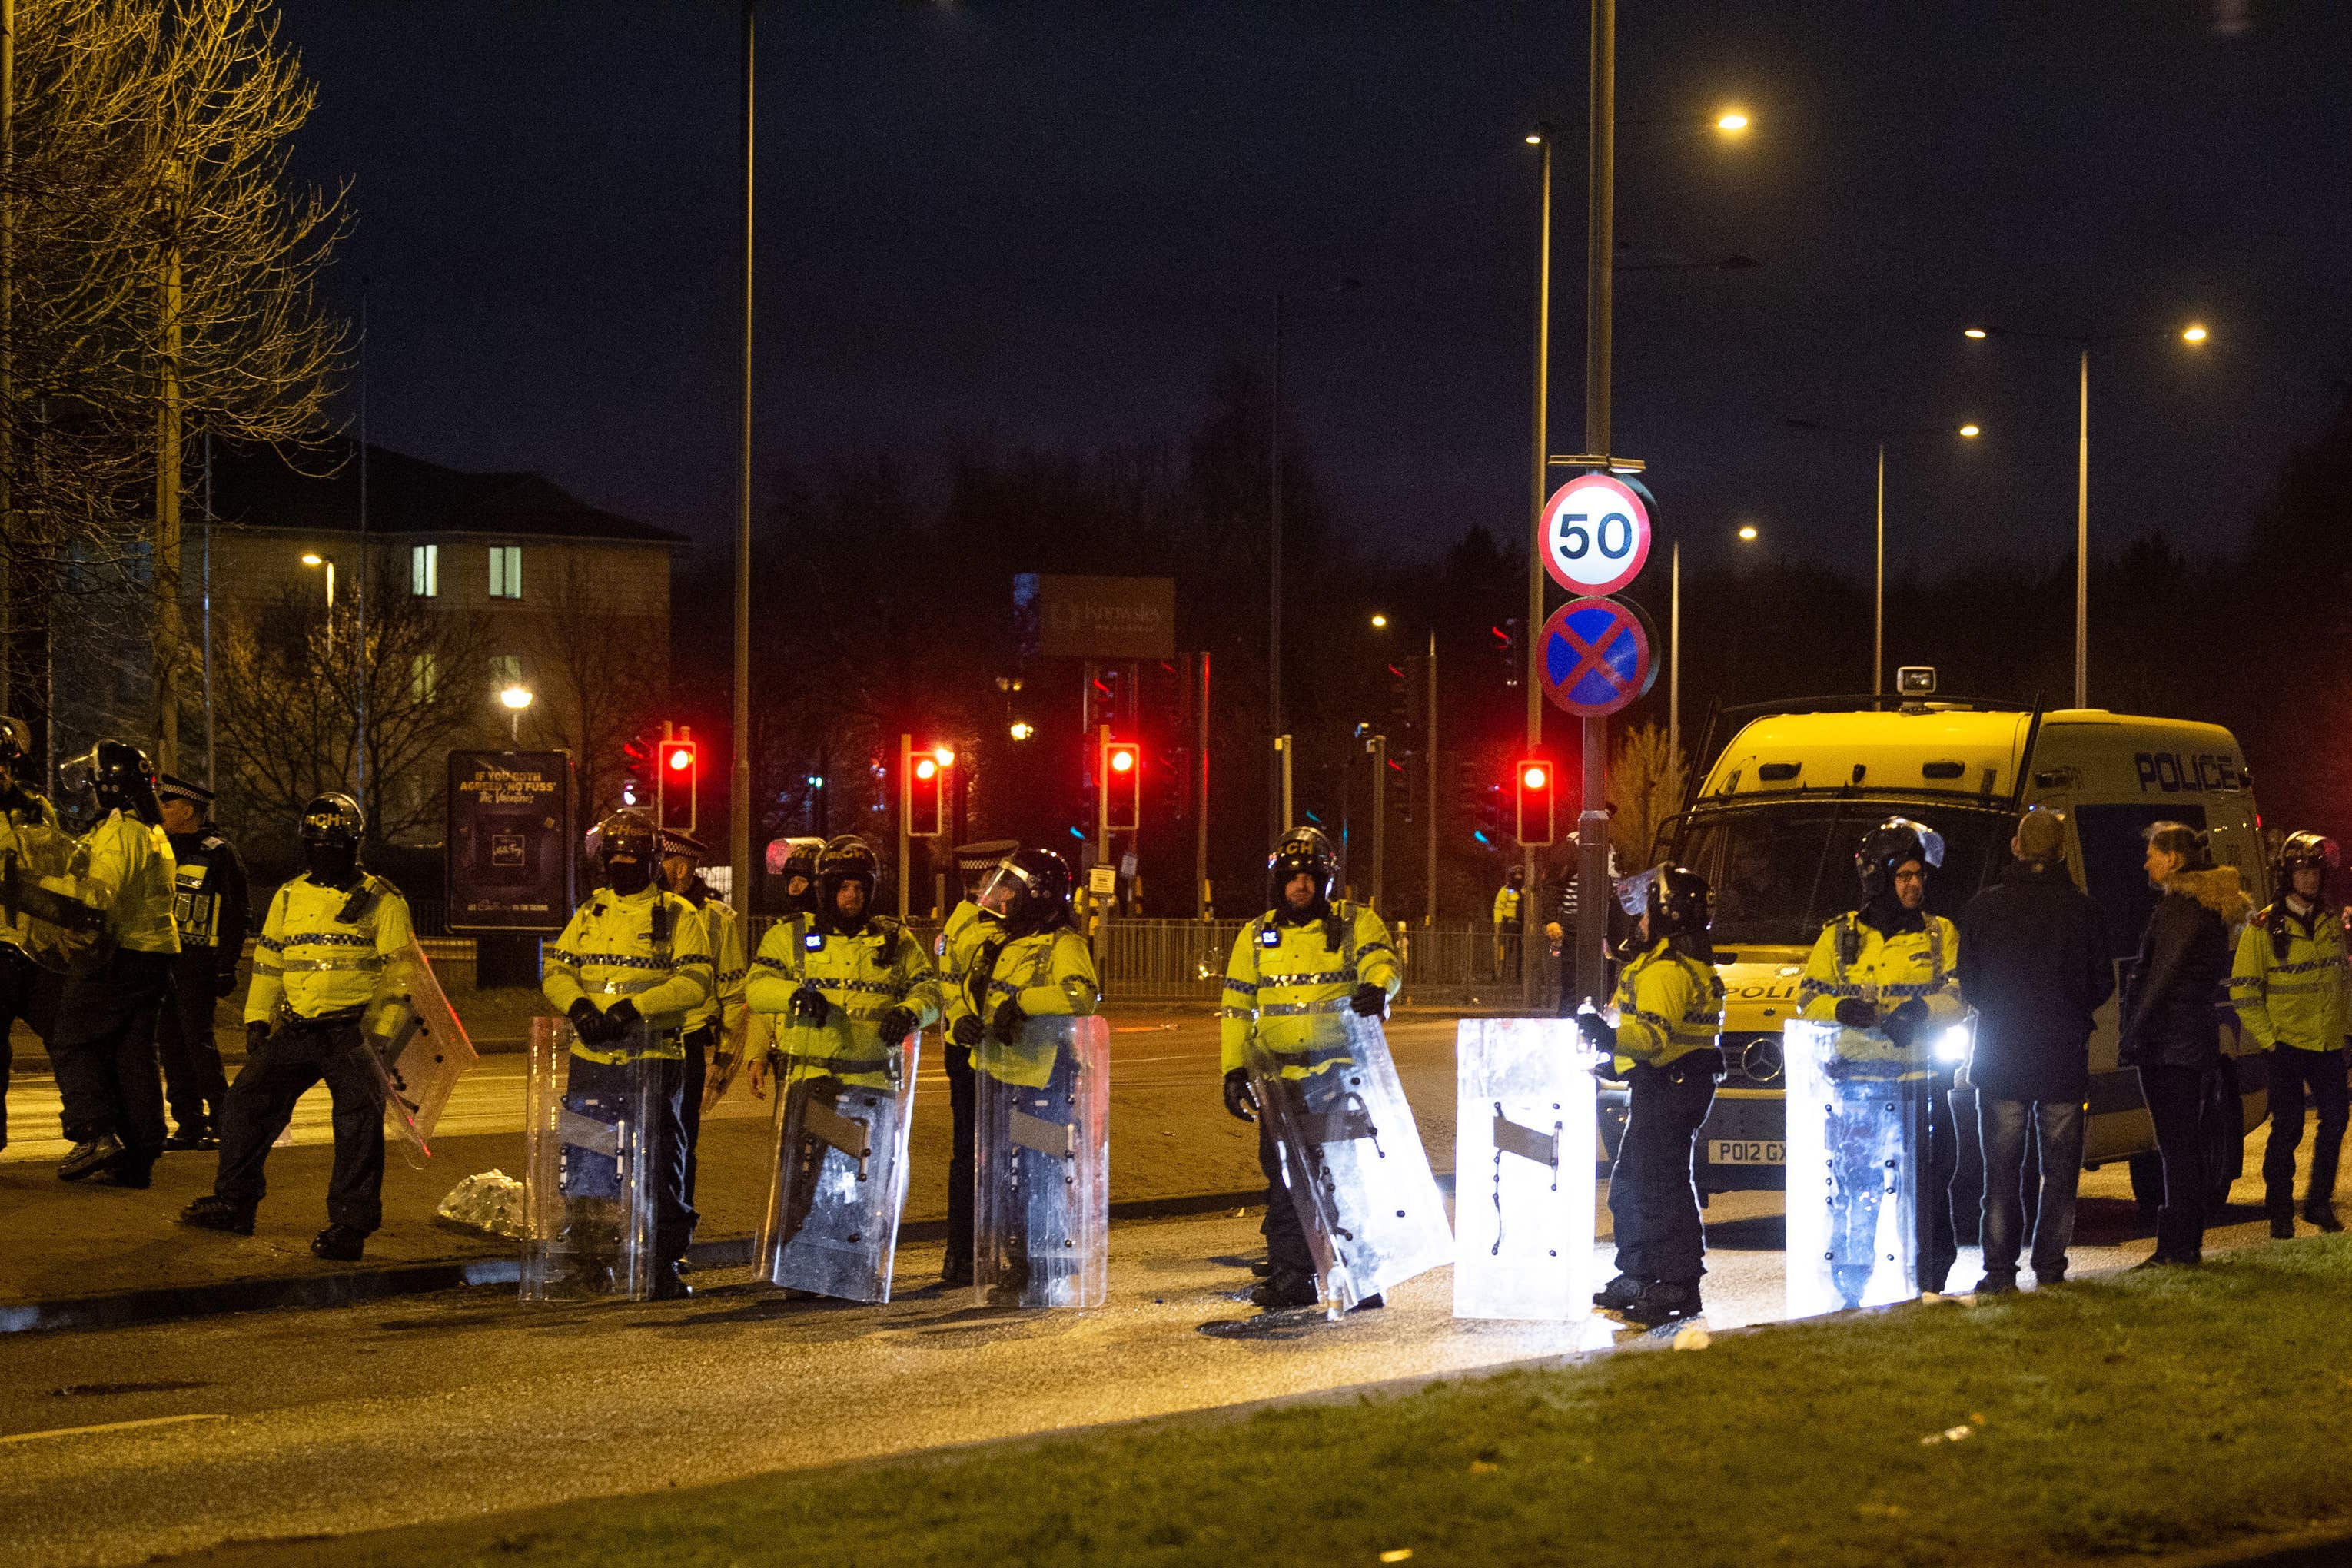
[[754, 1027, 920, 1304], [1783, 1018, 1922, 1317], [1453, 1018, 1599, 1321], [1, 821, 105, 972], [1247, 1008, 1452, 1314], [520, 1015, 659, 1302], [974, 1014, 1111, 1309], [361, 941, 479, 1164]]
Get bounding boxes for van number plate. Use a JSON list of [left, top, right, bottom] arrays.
[[1711, 1139, 1782, 1165]]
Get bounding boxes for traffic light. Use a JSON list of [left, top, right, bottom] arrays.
[[620, 735, 654, 809], [1101, 736, 1141, 832], [903, 739, 952, 838], [660, 733, 697, 832], [1491, 620, 1523, 689], [1516, 759, 1556, 846]]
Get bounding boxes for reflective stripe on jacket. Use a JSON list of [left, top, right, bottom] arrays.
[[1609, 940, 1725, 1072], [82, 810, 181, 955], [1798, 910, 1962, 1075], [974, 925, 1101, 1089], [247, 875, 414, 1023], [1219, 901, 1401, 1076], [683, 894, 749, 1042], [937, 899, 1005, 1029], [746, 915, 944, 1088], [2232, 903, 2350, 1053], [542, 887, 713, 1061]]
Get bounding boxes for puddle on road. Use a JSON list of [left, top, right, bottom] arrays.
[[50, 1380, 210, 1398]]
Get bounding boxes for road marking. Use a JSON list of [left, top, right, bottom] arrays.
[[0, 1413, 224, 1445]]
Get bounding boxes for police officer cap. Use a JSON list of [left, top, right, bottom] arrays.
[[659, 827, 709, 862], [158, 772, 216, 809]]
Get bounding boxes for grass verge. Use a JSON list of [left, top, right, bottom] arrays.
[[177, 1238, 2352, 1568]]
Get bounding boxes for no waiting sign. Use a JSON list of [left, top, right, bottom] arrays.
[[1540, 596, 1655, 717], [1540, 472, 1653, 596]]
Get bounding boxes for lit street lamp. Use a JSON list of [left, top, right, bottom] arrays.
[[1962, 321, 2209, 707], [498, 683, 533, 743], [299, 550, 335, 611]]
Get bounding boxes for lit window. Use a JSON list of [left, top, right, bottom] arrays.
[[490, 654, 523, 689], [410, 543, 438, 597], [409, 653, 440, 703], [487, 545, 522, 600]]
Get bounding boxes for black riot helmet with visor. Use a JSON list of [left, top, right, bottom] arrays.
[[1855, 816, 1944, 903], [1617, 862, 1715, 962], [1267, 826, 1339, 922], [782, 840, 821, 915], [61, 739, 162, 826], [2275, 831, 2339, 897], [816, 835, 882, 934], [975, 847, 1074, 938], [300, 792, 367, 889], [595, 807, 659, 896]]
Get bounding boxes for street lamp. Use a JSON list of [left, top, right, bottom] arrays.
[[299, 551, 335, 611], [1962, 321, 2209, 708], [1786, 417, 1986, 696], [498, 683, 533, 743]]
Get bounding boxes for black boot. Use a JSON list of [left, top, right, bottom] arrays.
[[311, 1224, 367, 1261], [58, 1134, 125, 1182], [1621, 1280, 1703, 1328], [2271, 1211, 2297, 1240], [650, 1261, 694, 1301], [2304, 1201, 2343, 1234], [162, 1123, 215, 1152], [1250, 1270, 1319, 1311], [1593, 1273, 1646, 1313], [178, 1195, 257, 1235]]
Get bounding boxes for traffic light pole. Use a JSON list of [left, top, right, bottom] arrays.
[[1367, 732, 1387, 913], [1424, 629, 1437, 927], [897, 732, 911, 923], [1574, 0, 1616, 1012]]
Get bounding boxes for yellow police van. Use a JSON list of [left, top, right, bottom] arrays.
[[1612, 673, 2270, 1215]]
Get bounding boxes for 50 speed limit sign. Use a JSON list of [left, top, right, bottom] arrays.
[[1540, 472, 1653, 596]]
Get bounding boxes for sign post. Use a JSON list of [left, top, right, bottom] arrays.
[[446, 750, 575, 988]]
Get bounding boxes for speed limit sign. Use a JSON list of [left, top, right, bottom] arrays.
[[1540, 472, 1653, 596]]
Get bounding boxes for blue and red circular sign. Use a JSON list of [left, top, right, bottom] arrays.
[[1540, 596, 1653, 717]]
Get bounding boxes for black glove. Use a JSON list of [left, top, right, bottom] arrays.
[[991, 997, 1028, 1041], [788, 985, 830, 1028], [1221, 1067, 1257, 1122], [878, 1006, 919, 1048], [1834, 998, 1881, 1031], [952, 1012, 985, 1050], [1883, 998, 1930, 1053], [1576, 1010, 1614, 1053], [603, 998, 643, 1041], [1348, 982, 1387, 1018], [246, 1019, 271, 1052], [214, 967, 239, 998], [567, 998, 606, 1044]]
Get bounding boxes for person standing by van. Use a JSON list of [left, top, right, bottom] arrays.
[[2231, 831, 2349, 1238], [2121, 822, 2251, 1267], [1957, 809, 2114, 1292]]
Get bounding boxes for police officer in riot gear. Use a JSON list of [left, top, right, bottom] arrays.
[[51, 740, 181, 1187], [0, 717, 64, 1153], [1220, 828, 1401, 1312], [181, 794, 415, 1259], [936, 839, 1019, 1287], [542, 809, 714, 1299], [1798, 817, 1965, 1304], [2233, 831, 2350, 1237], [1585, 865, 1726, 1328], [659, 829, 746, 1227], [154, 775, 249, 1151], [781, 842, 821, 918]]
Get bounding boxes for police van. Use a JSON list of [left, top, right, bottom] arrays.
[[1608, 673, 2270, 1212]]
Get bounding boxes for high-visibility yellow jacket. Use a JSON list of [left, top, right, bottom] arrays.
[[1797, 909, 1963, 1076], [746, 915, 944, 1089], [543, 886, 713, 1062], [936, 899, 1005, 1031], [1220, 901, 1401, 1077], [81, 809, 181, 955], [247, 874, 414, 1023], [1608, 939, 1726, 1074], [2231, 901, 2350, 1053], [0, 791, 63, 955], [1492, 885, 1521, 926], [682, 892, 749, 1045], [972, 926, 1101, 1089]]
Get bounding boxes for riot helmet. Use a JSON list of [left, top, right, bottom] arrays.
[[782, 841, 820, 915], [975, 847, 1074, 938], [0, 716, 28, 780], [61, 739, 161, 825], [1855, 816, 1943, 904], [300, 792, 367, 888], [1267, 826, 1338, 920], [816, 835, 882, 932], [2275, 831, 2339, 901], [596, 808, 659, 896], [1646, 864, 1713, 942]]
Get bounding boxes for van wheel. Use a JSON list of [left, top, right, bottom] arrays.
[[2127, 1151, 2164, 1217]]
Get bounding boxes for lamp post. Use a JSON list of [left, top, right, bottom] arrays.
[[300, 551, 335, 612], [1786, 417, 1984, 696], [499, 683, 533, 744], [1963, 322, 2207, 708], [730, 0, 756, 922]]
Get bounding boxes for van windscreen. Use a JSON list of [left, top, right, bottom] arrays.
[[2072, 802, 2208, 962], [1677, 801, 2009, 948]]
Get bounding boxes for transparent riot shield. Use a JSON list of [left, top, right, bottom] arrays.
[[1247, 1008, 1452, 1314], [520, 1016, 659, 1302], [1, 822, 106, 972], [754, 1028, 920, 1304], [974, 1015, 1110, 1309], [362, 942, 479, 1164], [1453, 1018, 1599, 1320], [1783, 1018, 1922, 1317]]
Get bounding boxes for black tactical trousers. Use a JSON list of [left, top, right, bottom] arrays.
[[1609, 1058, 1716, 1284], [51, 948, 174, 1168], [2141, 1064, 2209, 1263], [214, 1012, 386, 1231], [1916, 1076, 1961, 1294], [0, 942, 60, 1149], [154, 948, 231, 1137], [568, 1051, 695, 1264], [2263, 1046, 2349, 1218], [947, 1041, 976, 1275]]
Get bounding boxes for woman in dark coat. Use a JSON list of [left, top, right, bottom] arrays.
[[2119, 822, 2252, 1266]]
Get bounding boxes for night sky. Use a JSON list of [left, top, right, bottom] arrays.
[[281, 1, 2350, 581]]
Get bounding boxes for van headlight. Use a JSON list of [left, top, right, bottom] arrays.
[[1932, 1025, 1972, 1066]]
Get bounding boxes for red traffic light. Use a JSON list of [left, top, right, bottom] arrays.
[[1108, 747, 1135, 774], [903, 736, 948, 837], [1516, 757, 1556, 846], [667, 745, 694, 772], [914, 756, 938, 781], [1521, 763, 1548, 790], [1101, 739, 1142, 832]]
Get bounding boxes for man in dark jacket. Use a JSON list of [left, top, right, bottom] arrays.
[[154, 775, 249, 1150], [2121, 821, 2251, 1267], [1958, 809, 2113, 1292]]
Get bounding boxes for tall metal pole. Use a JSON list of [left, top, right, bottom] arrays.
[[1873, 440, 1884, 698], [1194, 650, 1211, 918], [1524, 130, 1552, 1011], [1573, 0, 1616, 1012], [731, 0, 756, 909], [156, 205, 182, 776], [202, 432, 214, 791], [1268, 291, 1284, 848], [1368, 732, 1386, 913], [1668, 540, 1680, 769], [2075, 347, 2088, 709], [354, 285, 368, 803], [1, 0, 12, 722], [1424, 627, 1437, 927]]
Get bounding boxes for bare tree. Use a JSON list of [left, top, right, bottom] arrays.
[[531, 553, 667, 835], [1608, 723, 1686, 872]]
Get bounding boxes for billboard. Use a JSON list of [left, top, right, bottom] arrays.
[[447, 750, 574, 933], [1014, 573, 1176, 661]]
